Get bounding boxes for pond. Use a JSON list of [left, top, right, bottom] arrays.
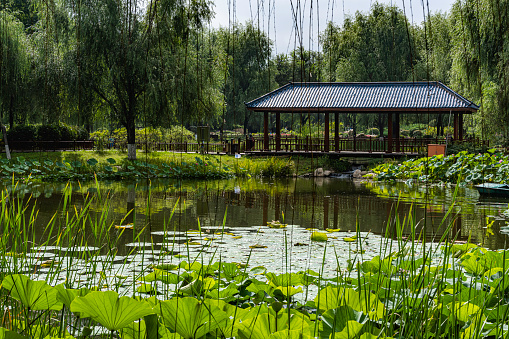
[[2, 177, 508, 296], [4, 177, 508, 249]]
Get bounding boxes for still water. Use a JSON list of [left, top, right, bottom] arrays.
[[4, 177, 509, 250]]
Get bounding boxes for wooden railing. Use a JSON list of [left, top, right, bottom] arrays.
[[248, 136, 488, 154], [6, 137, 485, 155]]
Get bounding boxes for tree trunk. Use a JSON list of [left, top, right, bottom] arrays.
[[126, 118, 136, 160], [9, 94, 15, 129], [1, 124, 11, 160]]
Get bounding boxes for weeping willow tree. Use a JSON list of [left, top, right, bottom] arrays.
[[145, 0, 220, 129], [0, 11, 30, 158], [321, 3, 416, 136], [216, 22, 275, 134], [450, 0, 509, 144]]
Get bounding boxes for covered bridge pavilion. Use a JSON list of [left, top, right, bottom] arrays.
[[245, 82, 480, 155]]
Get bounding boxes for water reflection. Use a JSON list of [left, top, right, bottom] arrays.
[[2, 178, 508, 250]]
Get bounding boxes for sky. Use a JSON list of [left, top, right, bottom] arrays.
[[210, 0, 456, 54]]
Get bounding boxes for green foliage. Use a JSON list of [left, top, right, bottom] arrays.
[[2, 274, 63, 311], [36, 125, 62, 141], [372, 150, 508, 184], [260, 157, 294, 177], [70, 291, 154, 331], [6, 125, 37, 141]]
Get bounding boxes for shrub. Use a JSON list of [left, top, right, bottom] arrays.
[[163, 126, 195, 143], [401, 129, 410, 137], [58, 123, 76, 141], [75, 127, 89, 141], [37, 124, 62, 141], [260, 157, 294, 177], [90, 129, 110, 150], [7, 125, 37, 141]]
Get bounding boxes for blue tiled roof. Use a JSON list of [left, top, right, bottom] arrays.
[[245, 82, 479, 112]]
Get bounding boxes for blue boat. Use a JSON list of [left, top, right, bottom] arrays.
[[475, 183, 509, 197]]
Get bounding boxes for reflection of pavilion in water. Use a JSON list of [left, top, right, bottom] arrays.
[[191, 187, 467, 242]]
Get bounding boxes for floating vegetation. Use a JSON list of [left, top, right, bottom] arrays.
[[326, 228, 341, 232], [249, 244, 268, 249], [310, 232, 328, 242], [267, 220, 287, 228], [114, 223, 134, 229]]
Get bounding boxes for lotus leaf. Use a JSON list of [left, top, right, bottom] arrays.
[[269, 329, 312, 339], [2, 274, 63, 311], [274, 285, 303, 298], [142, 270, 183, 284], [206, 284, 239, 301], [180, 276, 216, 295], [87, 158, 98, 166], [266, 272, 305, 287], [118, 320, 146, 339], [55, 284, 80, 308], [107, 158, 117, 164], [0, 327, 28, 339], [449, 301, 484, 323], [70, 291, 154, 331], [327, 320, 364, 339], [320, 306, 368, 338], [237, 306, 312, 339], [159, 297, 227, 339], [311, 232, 328, 242], [315, 286, 385, 320]]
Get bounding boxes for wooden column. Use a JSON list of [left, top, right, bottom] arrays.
[[324, 112, 330, 152], [264, 112, 269, 151], [334, 112, 340, 152], [275, 112, 281, 151], [395, 113, 400, 153], [453, 112, 459, 140], [387, 113, 393, 153], [459, 112, 464, 140]]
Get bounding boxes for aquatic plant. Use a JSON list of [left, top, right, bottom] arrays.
[[372, 149, 509, 184]]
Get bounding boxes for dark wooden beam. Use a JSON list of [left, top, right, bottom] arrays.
[[264, 112, 269, 151], [334, 112, 340, 152], [395, 113, 400, 153], [387, 113, 393, 153], [459, 112, 464, 140], [453, 112, 459, 140], [276, 112, 281, 151], [324, 112, 330, 152]]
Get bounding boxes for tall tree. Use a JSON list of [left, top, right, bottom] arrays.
[[0, 11, 29, 130], [449, 0, 509, 143], [217, 21, 275, 134], [321, 3, 417, 135]]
